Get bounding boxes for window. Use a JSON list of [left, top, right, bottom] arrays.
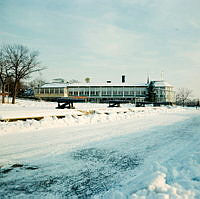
[[90, 91, 95, 95], [113, 90, 117, 95], [107, 91, 111, 95], [55, 88, 59, 94], [124, 91, 129, 95], [45, 88, 50, 94], [60, 88, 64, 94], [40, 88, 44, 94], [102, 91, 106, 95], [136, 91, 140, 95], [50, 88, 54, 94], [79, 91, 84, 95], [118, 91, 123, 95]]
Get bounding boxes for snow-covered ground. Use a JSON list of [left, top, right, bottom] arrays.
[[0, 99, 200, 198], [0, 99, 184, 136]]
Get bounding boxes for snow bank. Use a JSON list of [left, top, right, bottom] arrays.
[[94, 145, 200, 199], [131, 171, 195, 199], [95, 164, 197, 199], [0, 99, 186, 135]]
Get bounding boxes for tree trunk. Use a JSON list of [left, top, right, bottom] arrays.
[[1, 84, 6, 104], [12, 81, 18, 104]]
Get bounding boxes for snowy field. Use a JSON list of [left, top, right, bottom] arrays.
[[0, 99, 200, 198]]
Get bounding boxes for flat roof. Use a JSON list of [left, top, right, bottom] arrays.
[[67, 83, 148, 87], [41, 83, 67, 88], [153, 81, 173, 87], [40, 81, 173, 88], [40, 82, 148, 88]]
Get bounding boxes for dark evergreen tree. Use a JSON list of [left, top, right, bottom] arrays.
[[147, 81, 156, 103]]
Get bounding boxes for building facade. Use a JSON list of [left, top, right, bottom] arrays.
[[66, 83, 147, 102], [34, 83, 68, 99], [34, 79, 175, 104]]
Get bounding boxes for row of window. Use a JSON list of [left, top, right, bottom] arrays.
[[69, 90, 146, 96], [35, 87, 173, 97], [157, 87, 173, 91], [70, 87, 145, 92], [35, 88, 65, 94], [35, 88, 147, 96]]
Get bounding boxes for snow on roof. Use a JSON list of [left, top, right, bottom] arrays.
[[40, 81, 173, 88], [153, 81, 173, 87], [67, 82, 148, 87], [41, 83, 67, 88]]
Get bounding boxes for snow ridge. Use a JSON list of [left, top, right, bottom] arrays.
[[0, 106, 184, 135]]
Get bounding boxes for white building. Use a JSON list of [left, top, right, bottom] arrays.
[[34, 78, 175, 104]]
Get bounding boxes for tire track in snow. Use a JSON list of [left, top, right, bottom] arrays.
[[1, 114, 200, 198]]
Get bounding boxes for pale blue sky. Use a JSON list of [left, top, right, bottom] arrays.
[[0, 0, 200, 97]]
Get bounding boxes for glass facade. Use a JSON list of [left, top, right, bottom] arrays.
[[35, 87, 67, 95], [67, 86, 147, 99], [34, 81, 175, 104]]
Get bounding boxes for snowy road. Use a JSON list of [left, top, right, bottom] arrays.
[[0, 110, 200, 198]]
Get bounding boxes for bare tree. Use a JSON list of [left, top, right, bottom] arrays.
[[1, 44, 44, 104], [29, 77, 46, 88], [0, 49, 11, 103], [176, 88, 192, 107]]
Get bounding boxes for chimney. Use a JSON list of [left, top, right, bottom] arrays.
[[122, 75, 125, 83]]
